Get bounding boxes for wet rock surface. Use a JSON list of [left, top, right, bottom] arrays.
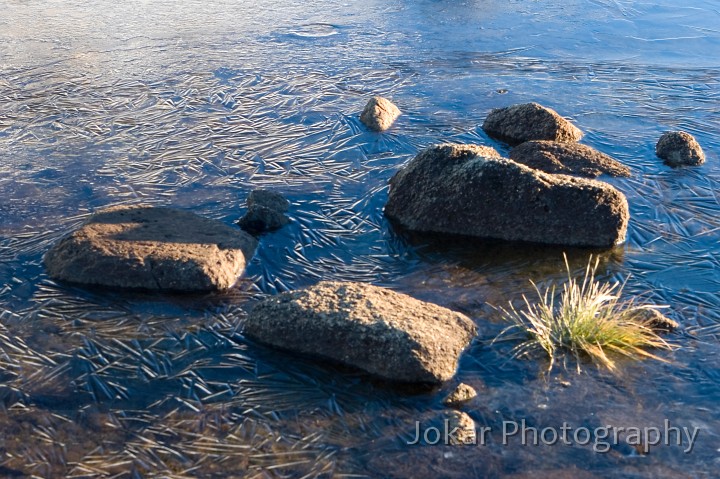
[[385, 144, 629, 247], [359, 96, 401, 132], [656, 131, 705, 167], [238, 189, 290, 234], [510, 140, 631, 178], [482, 102, 583, 145], [45, 205, 258, 291], [243, 281, 477, 384]]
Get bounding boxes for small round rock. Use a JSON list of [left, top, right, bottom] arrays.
[[656, 131, 705, 167], [360, 96, 401, 132]]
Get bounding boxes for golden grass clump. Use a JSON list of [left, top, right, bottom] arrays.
[[494, 256, 677, 373]]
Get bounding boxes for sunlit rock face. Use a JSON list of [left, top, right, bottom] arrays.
[[45, 205, 258, 291], [482, 103, 583, 145], [385, 144, 629, 247], [244, 280, 477, 384], [509, 140, 631, 178], [360, 96, 401, 132], [656, 131, 705, 167]]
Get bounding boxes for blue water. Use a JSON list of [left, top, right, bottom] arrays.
[[1, 0, 719, 477]]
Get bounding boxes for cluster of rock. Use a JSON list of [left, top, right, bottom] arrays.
[[359, 97, 706, 170], [441, 382, 480, 445], [383, 102, 707, 248], [45, 188, 293, 292], [43, 97, 693, 396]]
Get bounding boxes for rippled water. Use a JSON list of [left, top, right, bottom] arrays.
[[1, 0, 719, 477]]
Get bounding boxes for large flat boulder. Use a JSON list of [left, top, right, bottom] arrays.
[[509, 140, 630, 178], [384, 144, 629, 247], [244, 281, 477, 384], [482, 102, 583, 145], [45, 205, 258, 291]]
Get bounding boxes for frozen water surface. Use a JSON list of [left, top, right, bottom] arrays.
[[1, 0, 719, 477]]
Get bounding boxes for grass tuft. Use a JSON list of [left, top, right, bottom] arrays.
[[493, 255, 677, 373]]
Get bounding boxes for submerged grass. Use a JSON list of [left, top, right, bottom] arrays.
[[494, 255, 677, 373]]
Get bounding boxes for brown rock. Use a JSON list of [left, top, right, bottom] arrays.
[[443, 383, 478, 408], [360, 96, 401, 132], [45, 205, 258, 291], [630, 308, 679, 332], [656, 131, 705, 167], [510, 140, 630, 178], [384, 144, 629, 247], [243, 281, 477, 384], [446, 411, 476, 445], [482, 102, 583, 145]]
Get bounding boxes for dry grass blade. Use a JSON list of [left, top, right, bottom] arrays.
[[493, 255, 678, 373]]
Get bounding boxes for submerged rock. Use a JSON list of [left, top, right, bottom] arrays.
[[443, 383, 478, 408], [482, 102, 583, 145], [384, 144, 629, 247], [45, 205, 258, 291], [510, 140, 631, 178], [244, 281, 477, 384], [656, 131, 705, 167], [238, 189, 290, 234], [360, 96, 401, 132], [446, 411, 477, 445]]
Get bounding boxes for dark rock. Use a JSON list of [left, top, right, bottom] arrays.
[[243, 281, 477, 384], [510, 140, 631, 178], [45, 205, 258, 291], [443, 383, 478, 408], [482, 102, 583, 145], [384, 144, 629, 247], [238, 205, 290, 234], [247, 189, 290, 213], [238, 189, 290, 234], [656, 131, 705, 167], [360, 96, 401, 132]]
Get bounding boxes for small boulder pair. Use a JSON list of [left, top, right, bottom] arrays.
[[483, 102, 706, 168]]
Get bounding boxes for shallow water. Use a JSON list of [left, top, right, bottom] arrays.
[[1, 0, 719, 477]]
